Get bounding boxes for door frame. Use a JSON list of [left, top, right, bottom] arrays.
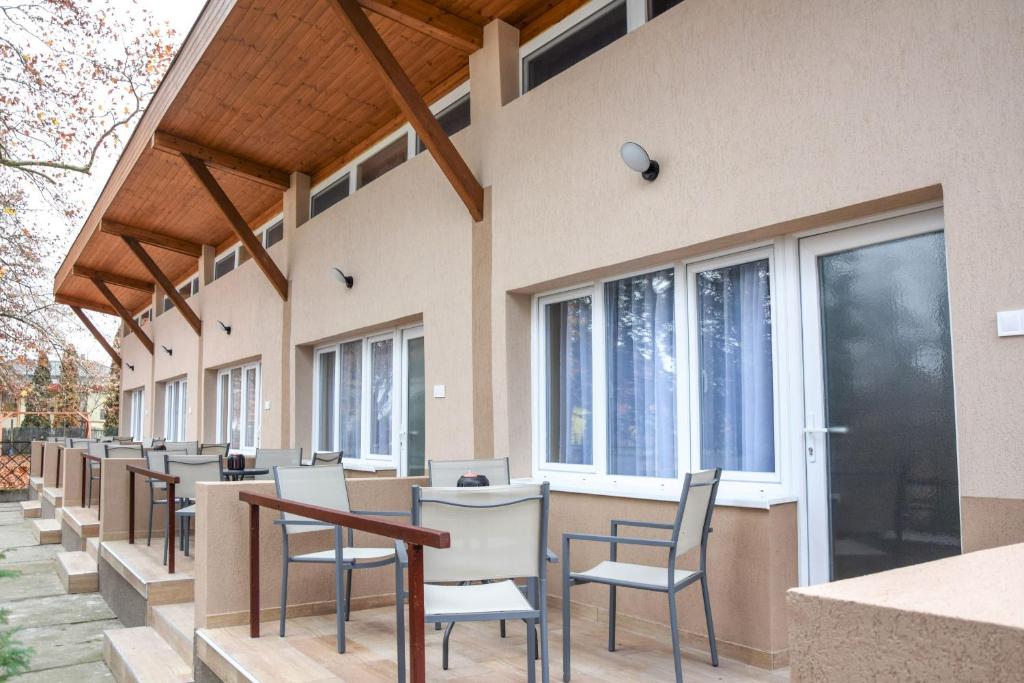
[[794, 203, 959, 584], [398, 325, 425, 477]]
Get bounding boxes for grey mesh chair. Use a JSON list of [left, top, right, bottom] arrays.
[[143, 447, 188, 545], [561, 468, 722, 683], [68, 438, 92, 449], [85, 443, 143, 509], [199, 442, 229, 456], [163, 455, 222, 561], [308, 451, 342, 466], [254, 447, 303, 479], [164, 441, 199, 454], [273, 465, 400, 653], [427, 457, 511, 487], [396, 483, 551, 683]]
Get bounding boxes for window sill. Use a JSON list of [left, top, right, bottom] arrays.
[[516, 476, 797, 510]]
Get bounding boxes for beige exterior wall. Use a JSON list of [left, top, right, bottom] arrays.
[[112, 0, 1024, 663]]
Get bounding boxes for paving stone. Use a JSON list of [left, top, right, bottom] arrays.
[[0, 543, 62, 570], [12, 619, 123, 672], [5, 592, 115, 630], [1, 568, 65, 601], [0, 526, 39, 549], [8, 660, 115, 683]]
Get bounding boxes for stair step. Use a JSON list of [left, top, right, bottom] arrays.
[[56, 551, 98, 593], [29, 476, 43, 492], [103, 627, 192, 683], [150, 603, 195, 666], [86, 536, 100, 561], [30, 518, 62, 544], [19, 500, 41, 519], [42, 486, 64, 507]]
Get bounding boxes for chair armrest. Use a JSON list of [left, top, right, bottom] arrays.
[[563, 532, 675, 549], [611, 519, 674, 533], [394, 539, 408, 567], [546, 548, 560, 564], [350, 510, 410, 517]]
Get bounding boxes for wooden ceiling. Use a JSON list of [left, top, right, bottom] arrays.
[[55, 0, 587, 315]]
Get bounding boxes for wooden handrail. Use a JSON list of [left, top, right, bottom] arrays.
[[127, 464, 180, 573], [238, 491, 450, 683]]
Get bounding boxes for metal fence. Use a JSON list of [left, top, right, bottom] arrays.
[[0, 427, 87, 490]]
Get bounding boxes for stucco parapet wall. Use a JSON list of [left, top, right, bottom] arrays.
[[788, 543, 1024, 682]]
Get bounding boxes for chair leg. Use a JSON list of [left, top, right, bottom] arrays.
[[608, 585, 617, 652], [562, 539, 571, 683], [539, 579, 550, 683], [500, 619, 506, 637], [334, 529, 346, 654], [442, 622, 455, 670], [701, 574, 719, 667], [279, 553, 289, 637], [526, 616, 537, 683], [146, 496, 154, 546], [667, 590, 683, 683], [345, 568, 353, 621], [395, 560, 406, 683]]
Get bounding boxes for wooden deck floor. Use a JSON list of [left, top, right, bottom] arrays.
[[198, 607, 789, 682]]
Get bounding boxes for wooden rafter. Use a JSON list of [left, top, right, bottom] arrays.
[[151, 131, 291, 191], [100, 221, 203, 258], [89, 277, 154, 354], [69, 306, 122, 366], [71, 265, 154, 293], [327, 0, 485, 222], [358, 0, 482, 52], [121, 236, 202, 336], [181, 154, 289, 300], [54, 294, 118, 317]]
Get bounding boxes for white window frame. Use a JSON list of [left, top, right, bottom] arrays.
[[163, 377, 188, 441], [313, 325, 419, 472], [213, 249, 238, 281], [532, 248, 796, 504], [215, 361, 261, 454], [129, 387, 145, 442]]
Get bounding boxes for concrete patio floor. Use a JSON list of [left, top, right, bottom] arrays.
[[0, 501, 119, 682]]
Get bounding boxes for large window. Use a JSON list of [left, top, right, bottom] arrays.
[[163, 377, 187, 441], [216, 362, 261, 453], [128, 387, 144, 441], [313, 328, 421, 471], [535, 251, 780, 495]]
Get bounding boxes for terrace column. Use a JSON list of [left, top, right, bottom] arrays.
[[281, 172, 309, 450], [200, 244, 216, 288], [468, 20, 519, 182]]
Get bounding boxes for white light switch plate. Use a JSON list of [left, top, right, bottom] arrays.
[[433, 384, 446, 398], [264, 400, 272, 410], [997, 309, 1024, 337]]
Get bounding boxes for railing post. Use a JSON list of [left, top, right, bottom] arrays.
[[81, 457, 86, 507], [128, 470, 135, 545], [56, 446, 62, 487], [168, 481, 176, 575], [249, 503, 260, 638], [407, 543, 426, 683]]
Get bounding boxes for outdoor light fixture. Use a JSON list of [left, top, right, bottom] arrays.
[[162, 345, 173, 356], [331, 267, 354, 289], [218, 320, 232, 335], [619, 142, 660, 181], [126, 363, 135, 372]]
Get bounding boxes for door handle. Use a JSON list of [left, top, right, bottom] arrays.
[[803, 426, 849, 434]]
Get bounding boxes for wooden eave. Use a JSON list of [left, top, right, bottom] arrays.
[[54, 0, 589, 315]]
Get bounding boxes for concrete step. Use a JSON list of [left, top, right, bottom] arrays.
[[103, 626, 192, 683], [56, 551, 98, 593], [20, 500, 41, 519], [42, 486, 63, 508], [86, 536, 100, 561], [63, 506, 101, 540], [150, 602, 195, 666], [29, 476, 43, 492], [30, 518, 62, 544]]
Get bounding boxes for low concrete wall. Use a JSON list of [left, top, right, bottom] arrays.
[[42, 442, 61, 487], [193, 476, 427, 628], [788, 543, 1024, 681], [61, 448, 88, 507], [30, 441, 44, 478], [99, 458, 167, 542]]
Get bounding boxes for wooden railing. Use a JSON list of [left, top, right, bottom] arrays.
[[126, 464, 181, 573], [239, 491, 450, 683], [82, 454, 102, 517]]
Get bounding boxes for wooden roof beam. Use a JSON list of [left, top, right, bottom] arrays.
[[69, 306, 122, 367], [54, 294, 118, 317], [357, 0, 482, 52], [71, 265, 154, 293], [100, 220, 203, 258], [152, 131, 291, 191], [88, 277, 154, 354], [328, 0, 484, 222], [181, 154, 289, 301], [121, 236, 202, 336]]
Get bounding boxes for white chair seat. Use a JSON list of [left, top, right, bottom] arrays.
[[176, 504, 196, 517], [572, 560, 695, 589], [294, 547, 395, 562], [424, 579, 534, 617]]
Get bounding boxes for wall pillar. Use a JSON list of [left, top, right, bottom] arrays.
[[469, 20, 520, 185], [200, 244, 216, 287], [282, 172, 309, 449]]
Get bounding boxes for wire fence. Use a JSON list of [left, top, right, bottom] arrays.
[[0, 427, 87, 490]]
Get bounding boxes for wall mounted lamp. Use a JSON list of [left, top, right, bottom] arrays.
[[162, 346, 173, 356], [126, 363, 135, 372], [218, 320, 232, 335], [620, 142, 660, 181], [331, 267, 354, 289]]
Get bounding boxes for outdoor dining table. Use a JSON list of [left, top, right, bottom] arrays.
[[221, 468, 269, 481]]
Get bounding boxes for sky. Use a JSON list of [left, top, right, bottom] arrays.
[[50, 0, 206, 364]]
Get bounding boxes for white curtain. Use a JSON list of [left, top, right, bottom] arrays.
[[338, 340, 362, 458], [696, 259, 775, 472], [317, 351, 336, 451], [605, 269, 677, 478], [369, 339, 393, 455], [548, 297, 593, 465]]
